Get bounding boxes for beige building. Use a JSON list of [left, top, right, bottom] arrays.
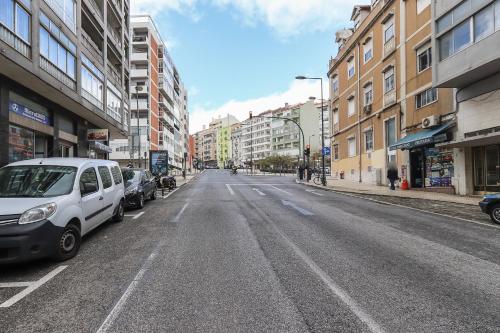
[[329, 0, 455, 192]]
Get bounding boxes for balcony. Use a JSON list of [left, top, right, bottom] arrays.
[[132, 35, 148, 45], [107, 63, 122, 85], [131, 52, 147, 63], [0, 24, 31, 59], [85, 0, 103, 19], [81, 30, 103, 65], [384, 90, 396, 107], [130, 99, 148, 110], [40, 56, 76, 90], [131, 68, 148, 79], [107, 25, 122, 50]]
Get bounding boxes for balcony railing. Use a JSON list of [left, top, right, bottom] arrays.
[[107, 63, 122, 84], [87, 0, 103, 18], [0, 24, 31, 59], [40, 56, 76, 90], [82, 89, 103, 109], [107, 25, 122, 49], [81, 30, 103, 65]]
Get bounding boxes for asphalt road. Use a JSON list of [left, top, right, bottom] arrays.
[[1, 170, 500, 332]]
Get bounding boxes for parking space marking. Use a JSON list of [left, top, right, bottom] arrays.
[[0, 266, 67, 308], [0, 282, 33, 288], [226, 184, 235, 196], [162, 186, 181, 199], [132, 212, 144, 220], [253, 188, 266, 196], [172, 203, 189, 223]]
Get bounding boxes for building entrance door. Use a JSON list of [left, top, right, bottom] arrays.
[[410, 149, 424, 188], [473, 145, 500, 193]]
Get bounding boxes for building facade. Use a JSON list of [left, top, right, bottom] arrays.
[[432, 0, 500, 194], [109, 15, 188, 172], [0, 0, 130, 166], [240, 111, 272, 169], [329, 0, 455, 191]]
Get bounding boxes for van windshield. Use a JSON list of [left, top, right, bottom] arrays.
[[0, 165, 77, 198]]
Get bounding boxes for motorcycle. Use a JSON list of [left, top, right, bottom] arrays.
[[154, 174, 177, 191]]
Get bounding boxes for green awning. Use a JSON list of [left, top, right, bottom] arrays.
[[390, 122, 454, 151]]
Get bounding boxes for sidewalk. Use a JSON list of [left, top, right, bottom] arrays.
[[301, 177, 482, 206], [174, 174, 196, 187]]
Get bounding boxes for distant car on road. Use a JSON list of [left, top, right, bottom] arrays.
[[0, 158, 125, 263], [122, 168, 157, 209], [479, 194, 500, 224]]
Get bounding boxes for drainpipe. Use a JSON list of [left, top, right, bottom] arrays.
[[399, 0, 407, 180], [357, 42, 362, 183]]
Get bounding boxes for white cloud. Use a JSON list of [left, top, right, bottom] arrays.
[[189, 79, 328, 133], [131, 0, 367, 37]]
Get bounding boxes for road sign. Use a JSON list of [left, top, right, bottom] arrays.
[[323, 147, 331, 156]]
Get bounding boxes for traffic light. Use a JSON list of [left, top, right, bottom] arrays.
[[305, 145, 311, 156]]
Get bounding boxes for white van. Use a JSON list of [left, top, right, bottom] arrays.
[[0, 158, 125, 263]]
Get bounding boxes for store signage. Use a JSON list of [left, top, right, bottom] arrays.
[[87, 129, 109, 141], [9, 101, 50, 125], [89, 141, 112, 153], [150, 150, 169, 176]]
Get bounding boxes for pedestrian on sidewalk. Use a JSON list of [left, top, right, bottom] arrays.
[[387, 162, 399, 190]]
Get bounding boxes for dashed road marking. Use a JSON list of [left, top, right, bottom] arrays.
[[132, 212, 144, 220], [282, 200, 314, 216], [253, 188, 266, 196], [267, 185, 292, 195], [306, 189, 324, 196], [172, 203, 189, 223], [0, 266, 68, 308], [226, 184, 235, 196]]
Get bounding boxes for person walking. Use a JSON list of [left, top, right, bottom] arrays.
[[387, 162, 399, 190]]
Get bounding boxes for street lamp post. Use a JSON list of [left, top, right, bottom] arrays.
[[249, 111, 253, 175], [135, 85, 144, 168], [295, 76, 327, 186]]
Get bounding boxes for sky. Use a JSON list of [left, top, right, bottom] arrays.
[[131, 0, 369, 133]]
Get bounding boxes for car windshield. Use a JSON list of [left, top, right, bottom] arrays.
[[0, 165, 77, 198], [122, 169, 141, 185]]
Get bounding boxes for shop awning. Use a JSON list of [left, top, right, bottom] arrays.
[[390, 122, 454, 151]]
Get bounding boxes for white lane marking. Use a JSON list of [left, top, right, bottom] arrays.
[[267, 185, 292, 195], [124, 214, 135, 217], [0, 266, 67, 308], [253, 188, 266, 196], [226, 184, 235, 196], [162, 186, 180, 199], [0, 282, 33, 288], [271, 224, 385, 333], [172, 203, 189, 223], [228, 183, 299, 186], [306, 189, 324, 196], [96, 240, 166, 333], [282, 200, 315, 216], [132, 212, 144, 220]]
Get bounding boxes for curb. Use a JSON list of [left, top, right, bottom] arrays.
[[296, 180, 479, 206]]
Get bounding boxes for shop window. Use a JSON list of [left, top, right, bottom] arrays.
[[8, 125, 34, 163], [417, 46, 432, 72], [98, 166, 113, 189]]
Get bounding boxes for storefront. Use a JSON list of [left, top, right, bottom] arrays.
[[473, 144, 500, 193], [391, 122, 455, 193]]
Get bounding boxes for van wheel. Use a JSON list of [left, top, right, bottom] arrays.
[[490, 204, 500, 224], [113, 200, 125, 222], [53, 223, 81, 261]]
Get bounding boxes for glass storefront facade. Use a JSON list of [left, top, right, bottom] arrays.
[[8, 125, 34, 162], [474, 145, 500, 192], [410, 147, 454, 189]]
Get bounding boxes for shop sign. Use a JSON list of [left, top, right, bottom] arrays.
[[9, 101, 50, 125], [150, 150, 169, 176], [89, 141, 112, 153], [87, 129, 109, 141]]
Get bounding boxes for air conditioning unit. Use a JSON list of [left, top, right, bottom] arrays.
[[422, 115, 438, 128], [363, 104, 372, 114]]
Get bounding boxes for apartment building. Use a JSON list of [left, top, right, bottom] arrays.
[[194, 125, 217, 168], [109, 15, 188, 172], [0, 0, 130, 166], [329, 0, 455, 191], [211, 115, 239, 168], [272, 104, 301, 159], [230, 123, 243, 167], [240, 111, 272, 169], [432, 0, 500, 194]]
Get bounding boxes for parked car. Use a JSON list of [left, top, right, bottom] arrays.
[[479, 193, 500, 224], [121, 168, 157, 209], [0, 158, 125, 263]]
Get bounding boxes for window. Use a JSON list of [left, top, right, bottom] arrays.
[[417, 46, 432, 72], [333, 144, 339, 160], [384, 20, 394, 43], [364, 84, 373, 106], [417, 0, 430, 14], [384, 68, 395, 93], [80, 167, 99, 196], [43, 0, 76, 32], [332, 77, 339, 94], [347, 58, 355, 79], [416, 88, 438, 108], [474, 5, 494, 41], [81, 66, 103, 106], [39, 26, 76, 79], [496, 0, 500, 31], [107, 87, 122, 122], [15, 4, 30, 42], [453, 19, 471, 52], [364, 39, 373, 63], [347, 97, 356, 117], [0, 0, 30, 43], [333, 109, 339, 124], [98, 166, 112, 189], [385, 118, 396, 147], [348, 137, 356, 157], [111, 165, 122, 185], [365, 129, 374, 152], [0, 0, 15, 30]]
